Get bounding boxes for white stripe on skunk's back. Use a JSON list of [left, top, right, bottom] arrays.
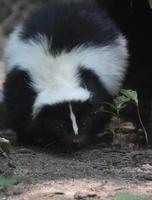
[[4, 25, 128, 100]]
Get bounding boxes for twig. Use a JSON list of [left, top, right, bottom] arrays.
[[136, 104, 149, 145]]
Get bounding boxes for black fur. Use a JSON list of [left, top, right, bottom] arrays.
[[20, 2, 120, 54], [4, 68, 37, 143], [79, 68, 113, 102]]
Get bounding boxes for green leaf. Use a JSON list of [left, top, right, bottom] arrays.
[[115, 192, 149, 200], [98, 106, 117, 116], [97, 89, 138, 118], [0, 177, 19, 187], [0, 176, 31, 188], [104, 127, 116, 135], [120, 89, 138, 104], [114, 95, 130, 110]]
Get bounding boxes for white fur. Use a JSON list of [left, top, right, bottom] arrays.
[[33, 88, 90, 117], [4, 25, 128, 115], [69, 104, 79, 135]]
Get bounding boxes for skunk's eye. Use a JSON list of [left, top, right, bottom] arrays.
[[82, 122, 86, 127]]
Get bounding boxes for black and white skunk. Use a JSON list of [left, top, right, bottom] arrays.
[[4, 2, 128, 150]]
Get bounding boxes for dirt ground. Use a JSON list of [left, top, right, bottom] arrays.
[[1, 130, 152, 200], [1, 31, 152, 200]]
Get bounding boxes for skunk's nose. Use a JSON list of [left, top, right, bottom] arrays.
[[72, 139, 81, 149], [71, 135, 87, 149], [73, 138, 80, 144]]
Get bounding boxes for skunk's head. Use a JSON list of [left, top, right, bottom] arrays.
[[32, 100, 96, 150], [4, 2, 129, 150]]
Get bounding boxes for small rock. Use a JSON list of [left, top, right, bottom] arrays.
[[141, 164, 152, 170], [74, 192, 98, 200], [18, 148, 33, 154], [8, 161, 16, 169], [74, 192, 87, 200], [13, 188, 24, 196], [143, 175, 152, 181], [121, 122, 136, 131]]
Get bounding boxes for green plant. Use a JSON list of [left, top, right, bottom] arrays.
[[0, 176, 32, 189], [99, 89, 148, 145], [102, 127, 117, 142], [0, 177, 18, 187], [120, 89, 148, 145], [0, 137, 11, 157], [114, 192, 149, 200]]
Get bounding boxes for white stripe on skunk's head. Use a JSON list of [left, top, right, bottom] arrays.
[[69, 103, 79, 136]]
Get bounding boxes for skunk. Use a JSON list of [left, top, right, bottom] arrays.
[[4, 2, 128, 150]]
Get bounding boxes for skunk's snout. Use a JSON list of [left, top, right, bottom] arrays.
[[72, 137, 82, 149], [73, 137, 81, 145], [62, 134, 87, 150]]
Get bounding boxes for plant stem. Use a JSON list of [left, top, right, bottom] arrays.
[[136, 104, 149, 145], [118, 116, 123, 148]]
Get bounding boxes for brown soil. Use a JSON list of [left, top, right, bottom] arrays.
[[1, 129, 152, 200]]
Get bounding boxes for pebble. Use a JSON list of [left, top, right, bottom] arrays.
[[8, 161, 16, 168], [13, 188, 24, 196], [18, 148, 34, 154], [143, 175, 152, 181]]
